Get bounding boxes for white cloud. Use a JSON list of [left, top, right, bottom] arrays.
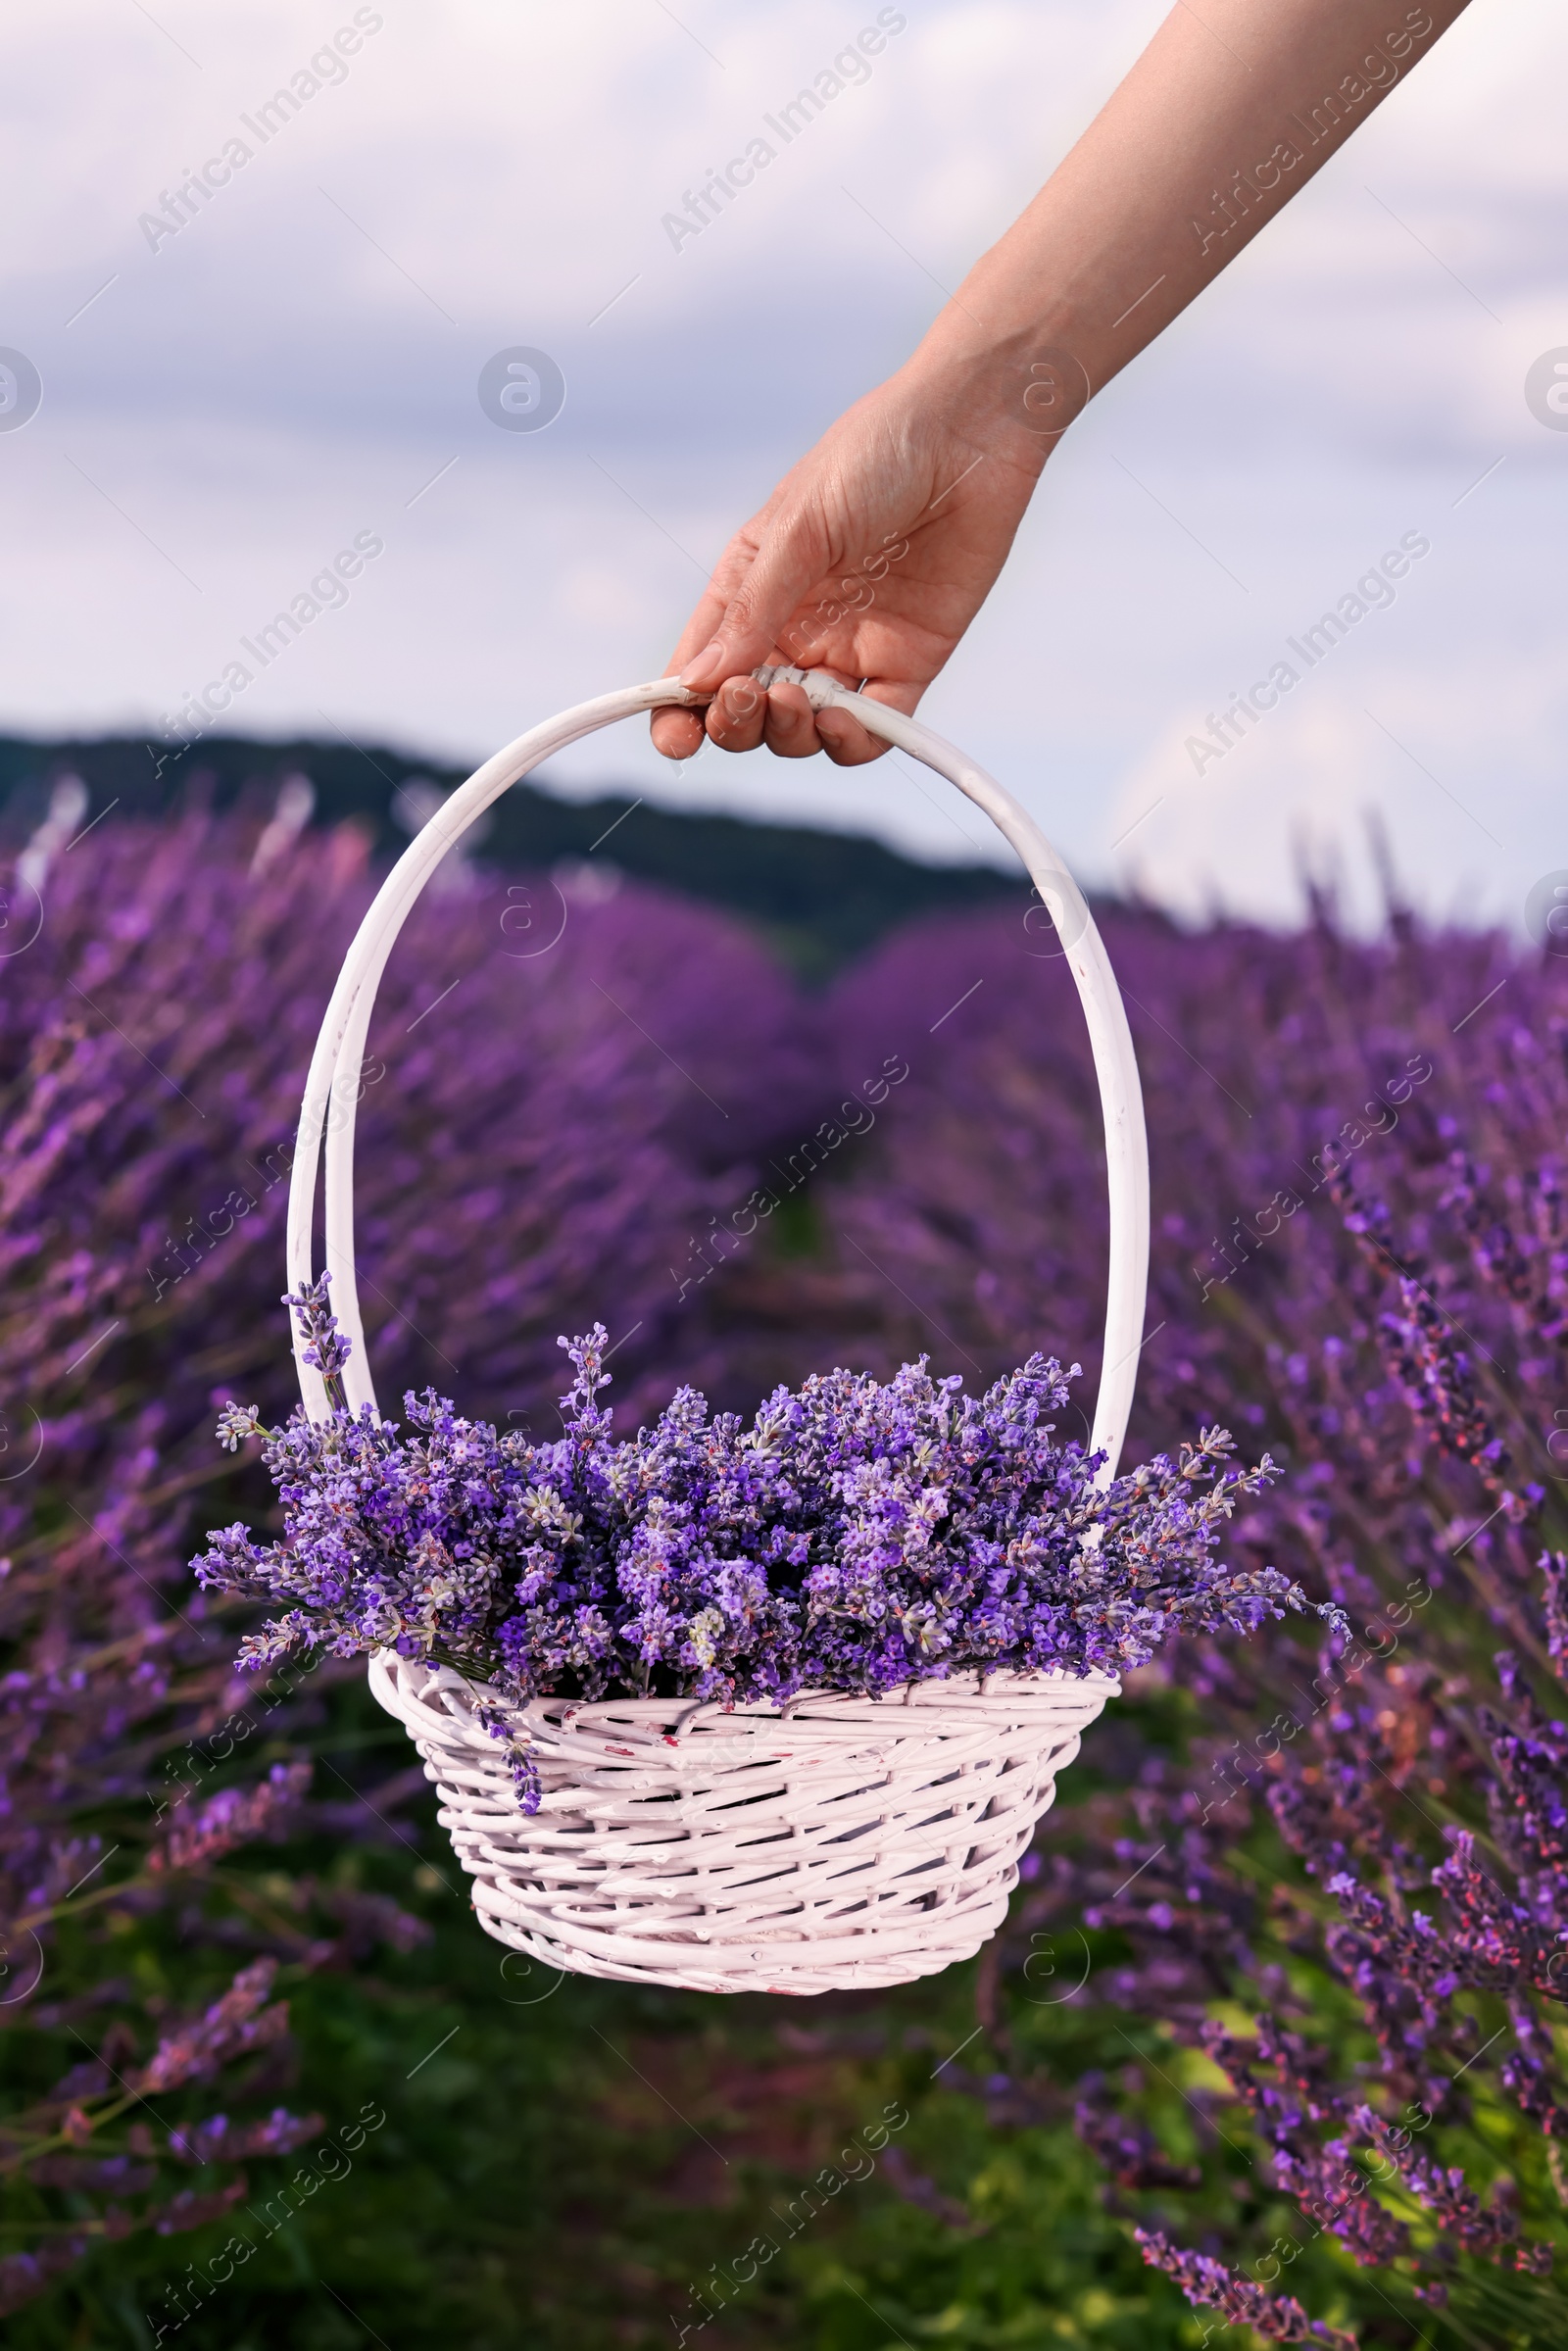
[[0, 0, 1564, 927]]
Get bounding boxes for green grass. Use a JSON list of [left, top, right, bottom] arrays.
[[7, 1676, 1204, 2351]]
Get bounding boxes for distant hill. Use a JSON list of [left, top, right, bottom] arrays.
[[0, 730, 1021, 975]]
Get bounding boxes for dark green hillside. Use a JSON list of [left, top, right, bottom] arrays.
[[0, 731, 1018, 975]]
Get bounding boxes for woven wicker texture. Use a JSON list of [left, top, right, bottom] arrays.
[[292, 676, 1149, 1988], [368, 1652, 1119, 1994]]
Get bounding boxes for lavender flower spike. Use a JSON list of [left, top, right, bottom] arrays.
[[197, 1335, 1326, 1714]]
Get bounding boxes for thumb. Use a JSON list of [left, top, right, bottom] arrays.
[[678, 504, 832, 690]]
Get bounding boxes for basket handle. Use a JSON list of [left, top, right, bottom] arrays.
[[286, 672, 1149, 1481]]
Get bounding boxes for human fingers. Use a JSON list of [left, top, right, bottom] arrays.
[[705, 676, 853, 761], [653, 514, 825, 759], [704, 672, 770, 754], [709, 672, 920, 765], [678, 500, 832, 695], [759, 680, 829, 760], [651, 577, 733, 759], [650, 703, 707, 759], [701, 672, 852, 759], [811, 676, 923, 767]]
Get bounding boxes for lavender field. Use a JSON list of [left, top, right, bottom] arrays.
[[4, 802, 1567, 2350]]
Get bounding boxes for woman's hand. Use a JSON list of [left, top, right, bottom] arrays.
[[650, 357, 1048, 766], [649, 0, 1472, 770]]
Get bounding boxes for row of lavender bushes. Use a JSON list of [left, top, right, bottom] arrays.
[[814, 894, 1568, 2345], [3, 801, 1566, 2345], [0, 808, 814, 2315]]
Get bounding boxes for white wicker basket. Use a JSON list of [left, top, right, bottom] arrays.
[[365, 1656, 1119, 1993], [286, 669, 1150, 1995]]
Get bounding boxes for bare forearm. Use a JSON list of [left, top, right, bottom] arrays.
[[655, 0, 1478, 765], [910, 1, 1472, 431]]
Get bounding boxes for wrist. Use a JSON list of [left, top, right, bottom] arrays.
[[896, 310, 1088, 484]]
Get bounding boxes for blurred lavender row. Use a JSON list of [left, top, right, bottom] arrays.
[[4, 801, 1566, 2337], [0, 806, 822, 2311]]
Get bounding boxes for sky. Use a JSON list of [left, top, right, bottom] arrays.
[[2, 0, 1565, 930]]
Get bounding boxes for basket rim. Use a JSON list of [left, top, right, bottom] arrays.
[[368, 1647, 1123, 1733]]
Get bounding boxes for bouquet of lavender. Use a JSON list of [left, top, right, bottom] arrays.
[[196, 1277, 1340, 1751]]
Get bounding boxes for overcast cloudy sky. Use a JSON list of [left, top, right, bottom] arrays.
[[2, 0, 1564, 927]]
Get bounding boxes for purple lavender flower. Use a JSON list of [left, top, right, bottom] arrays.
[[837, 899, 1568, 2323], [199, 1308, 1327, 1720], [1135, 2226, 1356, 2345], [167, 2106, 323, 2165], [149, 1761, 311, 1873], [132, 1958, 289, 2095], [3, 807, 816, 2314]]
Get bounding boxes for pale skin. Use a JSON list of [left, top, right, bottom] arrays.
[[650, 0, 1473, 768]]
